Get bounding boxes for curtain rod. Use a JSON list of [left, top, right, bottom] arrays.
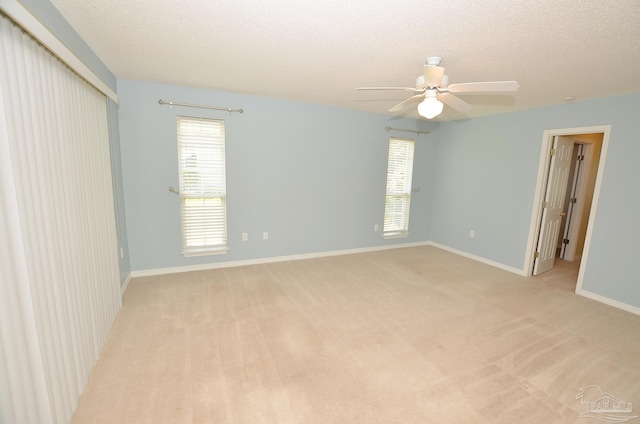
[[385, 126, 429, 135], [158, 99, 243, 114]]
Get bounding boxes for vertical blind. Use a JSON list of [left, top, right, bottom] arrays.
[[177, 116, 228, 255], [383, 137, 415, 236], [0, 13, 121, 424]]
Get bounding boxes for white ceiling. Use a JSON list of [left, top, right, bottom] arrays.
[[49, 0, 640, 121]]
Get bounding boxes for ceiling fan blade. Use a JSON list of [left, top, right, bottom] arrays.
[[423, 65, 444, 87], [389, 94, 424, 113], [357, 86, 422, 92], [447, 81, 520, 94], [439, 92, 472, 113]]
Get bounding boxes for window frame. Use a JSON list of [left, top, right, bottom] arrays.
[[176, 116, 228, 256], [383, 137, 415, 238]]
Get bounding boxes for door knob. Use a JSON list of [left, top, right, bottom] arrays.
[[559, 212, 566, 216]]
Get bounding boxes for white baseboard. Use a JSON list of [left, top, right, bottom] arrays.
[[576, 288, 640, 317], [427, 241, 526, 276], [124, 242, 640, 318], [120, 273, 132, 297], [426, 243, 640, 316], [129, 241, 431, 278]]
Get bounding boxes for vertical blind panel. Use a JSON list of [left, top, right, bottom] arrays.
[[0, 14, 121, 424], [384, 138, 415, 233], [0, 45, 53, 424], [177, 116, 228, 253]]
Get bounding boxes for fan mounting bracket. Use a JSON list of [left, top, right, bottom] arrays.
[[426, 56, 442, 66]]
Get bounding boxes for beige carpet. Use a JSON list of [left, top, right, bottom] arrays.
[[71, 246, 640, 423]]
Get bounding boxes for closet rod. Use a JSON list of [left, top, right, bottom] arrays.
[[158, 99, 243, 114], [384, 126, 429, 135]]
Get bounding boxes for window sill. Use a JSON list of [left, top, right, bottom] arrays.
[[182, 247, 229, 257], [383, 232, 409, 239]]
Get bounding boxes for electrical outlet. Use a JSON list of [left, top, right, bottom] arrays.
[[263, 232, 268, 240], [120, 247, 124, 258], [242, 232, 248, 241], [374, 224, 379, 232], [469, 230, 475, 238]]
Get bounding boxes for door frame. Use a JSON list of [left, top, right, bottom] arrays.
[[523, 125, 611, 292]]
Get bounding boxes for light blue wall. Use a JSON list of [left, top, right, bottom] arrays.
[[428, 93, 640, 308], [118, 78, 640, 310], [117, 79, 436, 271], [429, 110, 547, 266], [107, 99, 131, 285]]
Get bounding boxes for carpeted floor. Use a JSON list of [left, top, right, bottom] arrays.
[[70, 246, 640, 423]]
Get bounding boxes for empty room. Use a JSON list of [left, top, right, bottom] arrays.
[[2, 0, 640, 423]]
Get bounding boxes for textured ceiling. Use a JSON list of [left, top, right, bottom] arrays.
[[48, 0, 640, 121]]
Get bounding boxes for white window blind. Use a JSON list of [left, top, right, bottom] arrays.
[[177, 116, 228, 255], [383, 138, 415, 237]]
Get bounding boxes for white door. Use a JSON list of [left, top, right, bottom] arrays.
[[533, 136, 574, 275]]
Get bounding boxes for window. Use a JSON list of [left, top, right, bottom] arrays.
[[176, 116, 228, 255], [383, 138, 415, 237]]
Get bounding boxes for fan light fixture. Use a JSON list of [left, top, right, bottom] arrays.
[[417, 90, 443, 119], [357, 56, 520, 118]]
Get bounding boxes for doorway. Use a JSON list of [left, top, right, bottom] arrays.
[[558, 134, 603, 262], [524, 126, 611, 293]]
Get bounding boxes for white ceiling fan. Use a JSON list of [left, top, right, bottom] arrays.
[[357, 57, 519, 119]]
